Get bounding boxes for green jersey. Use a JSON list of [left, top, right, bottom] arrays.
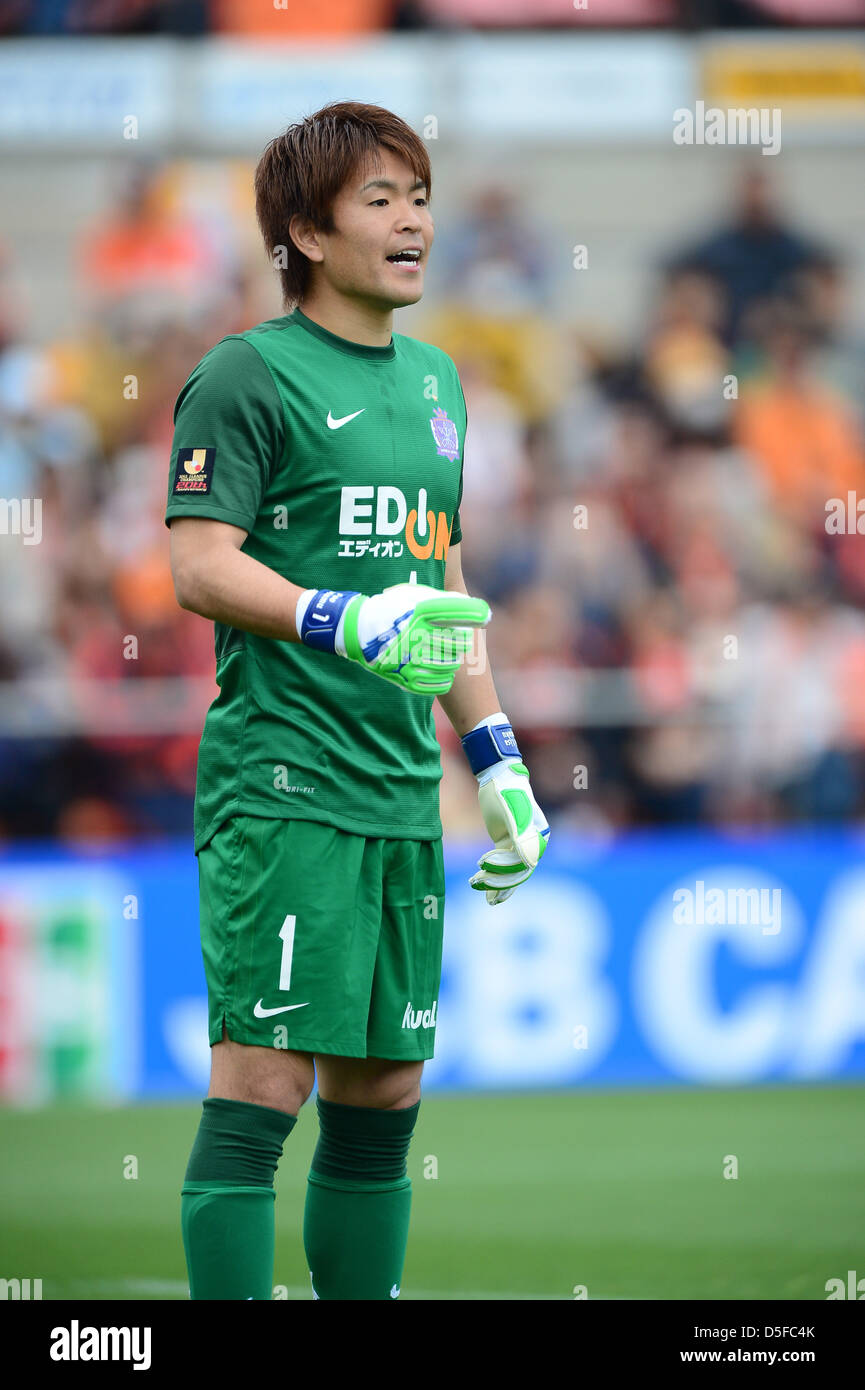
[[165, 307, 465, 852]]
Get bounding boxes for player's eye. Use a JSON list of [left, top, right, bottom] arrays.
[[370, 198, 389, 207]]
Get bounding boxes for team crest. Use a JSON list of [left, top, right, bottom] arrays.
[[429, 407, 460, 461]]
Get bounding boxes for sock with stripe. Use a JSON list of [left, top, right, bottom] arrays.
[[303, 1095, 419, 1300], [181, 1096, 296, 1300]]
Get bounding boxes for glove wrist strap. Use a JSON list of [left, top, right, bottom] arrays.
[[297, 588, 362, 655], [461, 711, 522, 776]]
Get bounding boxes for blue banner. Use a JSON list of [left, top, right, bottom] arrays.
[[1, 830, 864, 1098]]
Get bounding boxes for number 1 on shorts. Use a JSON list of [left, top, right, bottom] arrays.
[[279, 913, 296, 990]]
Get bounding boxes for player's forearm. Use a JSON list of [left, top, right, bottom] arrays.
[[175, 546, 304, 642], [437, 631, 504, 737]]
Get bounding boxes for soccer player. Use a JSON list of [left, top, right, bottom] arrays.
[[166, 101, 550, 1301]]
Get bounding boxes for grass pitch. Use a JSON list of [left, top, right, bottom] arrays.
[[1, 1085, 862, 1300]]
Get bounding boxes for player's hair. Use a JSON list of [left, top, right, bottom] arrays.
[[254, 101, 432, 310]]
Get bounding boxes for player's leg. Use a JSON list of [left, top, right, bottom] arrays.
[[181, 814, 322, 1300], [182, 814, 384, 1299], [304, 1057, 422, 1301], [182, 1028, 315, 1300], [315, 1054, 422, 1110], [303, 836, 444, 1300], [208, 1025, 314, 1113]]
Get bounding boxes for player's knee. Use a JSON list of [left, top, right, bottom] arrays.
[[211, 1035, 315, 1113], [258, 1059, 316, 1113], [378, 1080, 421, 1110], [369, 1061, 422, 1111], [248, 1075, 314, 1114], [317, 1057, 422, 1111]]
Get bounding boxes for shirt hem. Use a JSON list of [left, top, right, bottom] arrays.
[[194, 799, 442, 854]]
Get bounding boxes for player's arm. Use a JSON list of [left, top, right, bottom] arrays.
[[169, 516, 489, 696], [439, 541, 550, 904], [170, 516, 305, 640], [436, 542, 503, 733]]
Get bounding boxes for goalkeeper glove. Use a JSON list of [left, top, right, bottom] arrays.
[[461, 711, 550, 905], [296, 583, 491, 696]]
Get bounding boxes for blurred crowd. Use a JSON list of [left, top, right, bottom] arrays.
[[1, 157, 865, 843], [1, 0, 857, 38]]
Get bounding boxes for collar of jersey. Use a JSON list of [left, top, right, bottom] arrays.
[[290, 306, 396, 361]]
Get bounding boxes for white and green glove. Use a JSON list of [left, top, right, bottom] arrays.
[[296, 583, 490, 695], [461, 711, 550, 905]]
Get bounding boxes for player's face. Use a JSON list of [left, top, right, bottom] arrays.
[[318, 149, 433, 310]]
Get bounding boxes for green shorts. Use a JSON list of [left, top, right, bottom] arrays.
[[197, 815, 446, 1060]]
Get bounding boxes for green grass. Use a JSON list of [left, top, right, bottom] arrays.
[[1, 1086, 863, 1300]]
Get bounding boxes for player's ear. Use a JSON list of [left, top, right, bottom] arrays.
[[288, 213, 324, 263]]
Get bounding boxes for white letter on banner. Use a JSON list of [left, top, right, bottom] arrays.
[[633, 867, 801, 1081], [788, 869, 865, 1077]]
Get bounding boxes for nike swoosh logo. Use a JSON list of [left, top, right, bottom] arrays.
[[327, 409, 365, 430], [253, 1000, 310, 1018]]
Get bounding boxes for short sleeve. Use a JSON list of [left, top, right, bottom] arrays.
[[450, 469, 463, 546], [451, 372, 467, 547], [165, 335, 285, 532]]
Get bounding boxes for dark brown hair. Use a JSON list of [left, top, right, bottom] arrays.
[[254, 101, 432, 309]]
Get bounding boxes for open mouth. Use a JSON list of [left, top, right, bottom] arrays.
[[386, 250, 422, 270]]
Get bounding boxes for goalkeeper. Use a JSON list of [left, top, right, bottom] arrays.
[[166, 100, 549, 1303]]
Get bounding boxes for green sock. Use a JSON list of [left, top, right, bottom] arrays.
[[181, 1097, 296, 1300], [303, 1095, 419, 1300]]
